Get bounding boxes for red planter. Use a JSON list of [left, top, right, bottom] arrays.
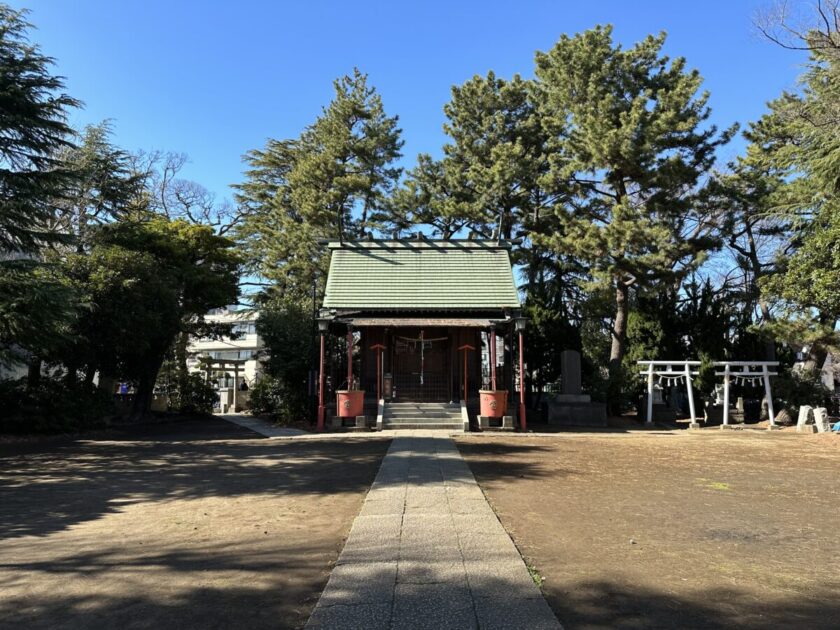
[[336, 390, 365, 417], [479, 390, 508, 418]]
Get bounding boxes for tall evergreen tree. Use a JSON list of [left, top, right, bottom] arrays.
[[0, 5, 79, 254], [235, 69, 403, 301], [0, 5, 80, 369], [534, 26, 733, 411], [755, 3, 840, 371]]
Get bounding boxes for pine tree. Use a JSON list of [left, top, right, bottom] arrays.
[[534, 26, 733, 411], [235, 69, 403, 301], [756, 5, 840, 372], [400, 72, 549, 240]]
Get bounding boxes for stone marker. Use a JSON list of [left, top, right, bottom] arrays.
[[813, 407, 831, 433], [560, 350, 582, 395], [796, 405, 816, 433], [547, 349, 607, 427], [797, 405, 814, 427]]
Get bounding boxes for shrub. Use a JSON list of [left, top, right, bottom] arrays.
[[169, 373, 216, 414], [248, 374, 307, 425], [0, 378, 113, 434], [773, 367, 831, 412]]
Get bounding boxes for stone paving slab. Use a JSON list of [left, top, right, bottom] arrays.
[[305, 436, 562, 629]]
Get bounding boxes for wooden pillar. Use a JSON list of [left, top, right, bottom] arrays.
[[317, 333, 326, 431], [518, 330, 526, 431], [370, 343, 385, 402]]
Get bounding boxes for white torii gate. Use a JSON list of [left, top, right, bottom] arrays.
[[637, 361, 700, 425], [713, 361, 779, 427]]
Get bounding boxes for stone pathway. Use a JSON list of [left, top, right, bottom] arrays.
[[306, 436, 562, 629], [219, 414, 309, 438]]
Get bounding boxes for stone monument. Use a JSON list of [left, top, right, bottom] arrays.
[[547, 350, 607, 427], [813, 407, 831, 433], [796, 405, 817, 433]]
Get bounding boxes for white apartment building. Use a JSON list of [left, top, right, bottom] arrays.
[[187, 306, 265, 388]]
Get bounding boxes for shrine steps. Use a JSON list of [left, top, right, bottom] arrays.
[[382, 402, 465, 430]]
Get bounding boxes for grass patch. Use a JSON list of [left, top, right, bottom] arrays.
[[527, 563, 545, 588]]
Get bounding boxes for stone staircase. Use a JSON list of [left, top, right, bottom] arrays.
[[381, 402, 466, 431]]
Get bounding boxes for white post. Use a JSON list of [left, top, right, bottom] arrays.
[[722, 363, 731, 426], [232, 364, 239, 413], [763, 363, 776, 426], [646, 363, 654, 425], [684, 362, 697, 422]]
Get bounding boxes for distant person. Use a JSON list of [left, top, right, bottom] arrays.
[[239, 379, 249, 391]]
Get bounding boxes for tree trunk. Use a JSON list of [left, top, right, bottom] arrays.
[[608, 281, 630, 416], [130, 348, 168, 421], [758, 301, 777, 361], [175, 330, 190, 406], [83, 365, 96, 387], [26, 356, 42, 390]]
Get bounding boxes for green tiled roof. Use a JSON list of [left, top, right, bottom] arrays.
[[322, 240, 521, 310]]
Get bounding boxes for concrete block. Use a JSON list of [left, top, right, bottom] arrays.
[[355, 415, 367, 428], [689, 421, 702, 430]]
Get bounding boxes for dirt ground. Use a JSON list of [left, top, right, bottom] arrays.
[[0, 419, 390, 630], [457, 429, 840, 630]]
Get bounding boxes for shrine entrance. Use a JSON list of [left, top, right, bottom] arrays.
[[391, 328, 450, 402]]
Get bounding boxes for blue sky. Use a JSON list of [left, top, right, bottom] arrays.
[[15, 0, 806, 202]]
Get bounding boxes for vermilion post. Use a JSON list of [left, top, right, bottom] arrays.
[[519, 330, 526, 431], [458, 344, 475, 403], [317, 333, 326, 431], [346, 328, 353, 388], [489, 328, 497, 390], [370, 343, 386, 401]]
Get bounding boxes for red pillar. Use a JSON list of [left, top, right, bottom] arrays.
[[519, 330, 527, 431], [490, 328, 497, 390], [376, 347, 382, 401], [317, 333, 326, 431], [346, 328, 353, 389]]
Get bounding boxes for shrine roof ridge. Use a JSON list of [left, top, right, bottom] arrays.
[[321, 238, 520, 251]]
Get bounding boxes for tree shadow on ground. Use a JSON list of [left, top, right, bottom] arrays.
[[0, 422, 556, 540], [0, 419, 392, 539], [0, 543, 331, 630], [545, 579, 840, 630]]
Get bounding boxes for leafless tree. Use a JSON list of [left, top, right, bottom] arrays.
[[130, 150, 246, 236]]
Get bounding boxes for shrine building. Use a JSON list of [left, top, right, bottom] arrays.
[[316, 237, 527, 431]]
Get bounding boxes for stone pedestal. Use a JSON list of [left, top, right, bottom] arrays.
[[547, 350, 608, 427], [355, 415, 368, 429], [478, 415, 514, 431]]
